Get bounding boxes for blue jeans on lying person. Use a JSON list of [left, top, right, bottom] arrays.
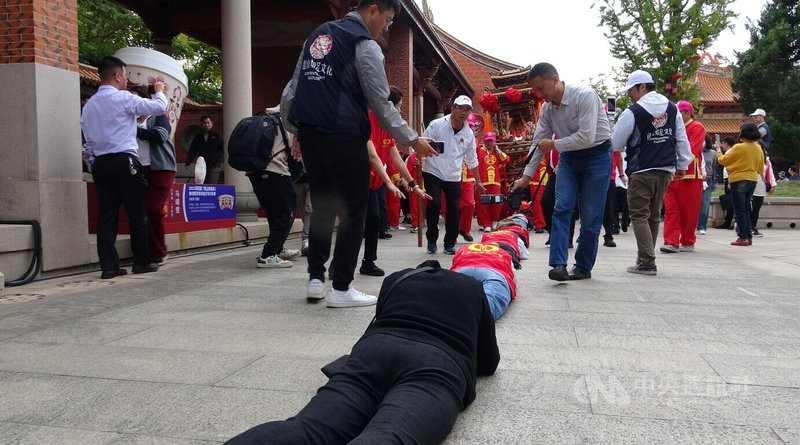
[[454, 267, 511, 321]]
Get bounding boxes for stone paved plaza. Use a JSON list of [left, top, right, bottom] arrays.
[[1, 223, 799, 444]]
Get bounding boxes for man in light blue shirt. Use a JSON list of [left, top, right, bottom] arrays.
[[511, 63, 612, 282], [81, 56, 167, 279]]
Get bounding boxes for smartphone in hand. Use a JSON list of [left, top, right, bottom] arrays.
[[432, 141, 445, 153]]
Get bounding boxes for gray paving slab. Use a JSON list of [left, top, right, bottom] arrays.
[[0, 371, 309, 443], [0, 342, 260, 384], [0, 223, 799, 443], [574, 326, 800, 357], [586, 374, 800, 429], [773, 428, 799, 444], [471, 369, 591, 414], [498, 344, 724, 382], [0, 422, 215, 445], [443, 409, 785, 445], [11, 322, 153, 345], [702, 353, 800, 388], [214, 355, 331, 392], [108, 325, 361, 359]]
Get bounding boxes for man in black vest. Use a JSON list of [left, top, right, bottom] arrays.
[[281, 0, 436, 308], [611, 70, 692, 275]]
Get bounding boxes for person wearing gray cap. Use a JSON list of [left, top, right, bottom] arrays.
[[611, 70, 692, 275], [510, 63, 612, 282], [750, 108, 771, 149]]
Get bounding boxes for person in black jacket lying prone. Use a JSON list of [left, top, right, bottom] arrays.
[[225, 260, 500, 445]]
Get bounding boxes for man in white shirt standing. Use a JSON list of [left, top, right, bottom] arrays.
[[81, 56, 168, 279], [422, 95, 485, 255], [610, 70, 692, 275]]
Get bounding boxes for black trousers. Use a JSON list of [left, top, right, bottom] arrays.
[[299, 132, 370, 291], [750, 195, 764, 229], [363, 186, 384, 264], [423, 172, 461, 248], [541, 173, 577, 242], [224, 333, 466, 445], [603, 180, 617, 240], [249, 172, 297, 258], [92, 153, 150, 271], [378, 184, 389, 234], [616, 186, 630, 230]]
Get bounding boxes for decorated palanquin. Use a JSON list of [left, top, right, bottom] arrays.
[[477, 67, 544, 181]]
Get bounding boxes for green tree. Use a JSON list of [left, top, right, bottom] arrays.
[[78, 0, 151, 67], [78, 0, 222, 103], [594, 0, 736, 103], [732, 0, 800, 162], [172, 34, 222, 104]]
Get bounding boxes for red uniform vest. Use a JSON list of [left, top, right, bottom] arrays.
[[368, 110, 395, 190], [452, 243, 517, 300]]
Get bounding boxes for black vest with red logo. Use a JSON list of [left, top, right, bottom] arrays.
[[625, 102, 679, 175], [289, 15, 373, 140]]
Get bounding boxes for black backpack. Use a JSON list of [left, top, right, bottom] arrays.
[[227, 111, 290, 172]]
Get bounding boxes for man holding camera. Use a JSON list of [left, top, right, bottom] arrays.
[[512, 63, 613, 282], [422, 95, 485, 255]]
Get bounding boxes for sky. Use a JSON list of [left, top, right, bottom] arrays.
[[413, 0, 767, 87]]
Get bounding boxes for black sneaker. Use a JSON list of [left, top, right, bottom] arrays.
[[132, 264, 158, 274], [459, 231, 474, 242], [568, 266, 591, 280], [359, 261, 385, 276], [627, 263, 657, 275], [100, 269, 127, 279], [603, 239, 617, 247], [548, 265, 570, 282], [378, 232, 393, 239]]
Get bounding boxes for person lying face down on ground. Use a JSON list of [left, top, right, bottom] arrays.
[[225, 260, 500, 445], [452, 239, 519, 321]]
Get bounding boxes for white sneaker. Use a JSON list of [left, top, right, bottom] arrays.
[[256, 255, 292, 268], [698, 230, 707, 235], [678, 245, 695, 252], [391, 225, 406, 230], [326, 287, 377, 308], [278, 248, 301, 260], [483, 226, 493, 232], [306, 279, 326, 300]]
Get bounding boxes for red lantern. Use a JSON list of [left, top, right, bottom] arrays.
[[671, 73, 682, 80], [505, 87, 523, 103], [479, 92, 500, 114]]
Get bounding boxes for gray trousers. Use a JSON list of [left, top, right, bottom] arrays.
[[627, 172, 672, 265]]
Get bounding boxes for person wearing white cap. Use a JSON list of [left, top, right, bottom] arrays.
[[610, 70, 692, 275], [749, 108, 771, 149], [510, 62, 613, 282], [421, 95, 485, 255]]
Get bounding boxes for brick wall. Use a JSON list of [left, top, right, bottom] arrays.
[[448, 48, 495, 115], [0, 0, 78, 71], [385, 21, 413, 123]]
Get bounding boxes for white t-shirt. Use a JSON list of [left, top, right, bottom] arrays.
[[136, 121, 151, 167]]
